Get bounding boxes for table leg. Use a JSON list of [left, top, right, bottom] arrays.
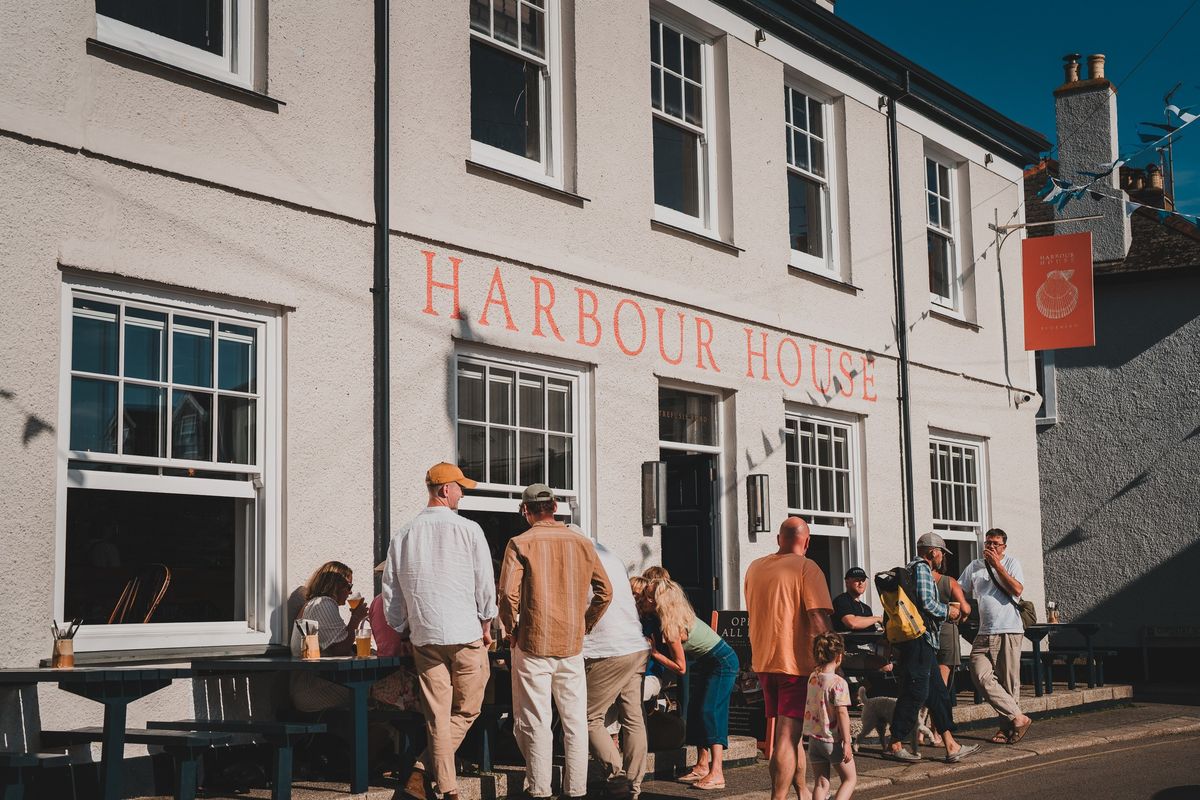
[[1030, 639, 1044, 698], [348, 683, 370, 794], [1086, 635, 1097, 689], [99, 701, 128, 800]]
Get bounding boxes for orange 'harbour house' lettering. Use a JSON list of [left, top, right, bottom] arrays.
[[419, 251, 877, 402]]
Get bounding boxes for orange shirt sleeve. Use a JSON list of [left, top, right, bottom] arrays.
[[801, 560, 834, 613]]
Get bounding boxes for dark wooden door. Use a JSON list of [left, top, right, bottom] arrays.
[[660, 451, 719, 621]]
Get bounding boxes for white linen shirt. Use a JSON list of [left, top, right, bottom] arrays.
[[582, 543, 649, 660], [383, 506, 498, 647], [958, 555, 1026, 635]]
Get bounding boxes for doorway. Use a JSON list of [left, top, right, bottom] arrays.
[[660, 451, 719, 621], [657, 385, 723, 622]]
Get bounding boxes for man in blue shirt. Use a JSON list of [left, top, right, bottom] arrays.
[[884, 533, 980, 764]]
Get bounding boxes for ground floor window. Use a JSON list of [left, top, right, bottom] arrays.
[[58, 278, 278, 651], [785, 413, 860, 598], [454, 350, 587, 569], [930, 434, 986, 576]]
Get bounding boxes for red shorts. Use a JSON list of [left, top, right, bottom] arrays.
[[758, 672, 807, 719]]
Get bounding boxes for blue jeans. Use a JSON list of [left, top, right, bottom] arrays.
[[890, 639, 955, 744], [684, 640, 739, 748]]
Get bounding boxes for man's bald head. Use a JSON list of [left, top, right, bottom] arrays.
[[777, 517, 811, 555]]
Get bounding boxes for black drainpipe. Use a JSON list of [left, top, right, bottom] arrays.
[[886, 71, 918, 563], [372, 0, 391, 571]]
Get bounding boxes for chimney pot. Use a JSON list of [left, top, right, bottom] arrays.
[[1063, 53, 1081, 84], [1087, 54, 1106, 81], [1148, 169, 1163, 190]]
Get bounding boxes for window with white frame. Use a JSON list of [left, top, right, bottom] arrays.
[[785, 415, 859, 597], [469, 0, 562, 184], [1035, 350, 1057, 425], [929, 436, 985, 577], [95, 0, 256, 89], [786, 86, 834, 273], [60, 281, 278, 652], [926, 155, 960, 310], [650, 16, 715, 230], [455, 353, 585, 558]]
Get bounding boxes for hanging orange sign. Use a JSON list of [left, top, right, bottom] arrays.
[[1022, 232, 1095, 350]]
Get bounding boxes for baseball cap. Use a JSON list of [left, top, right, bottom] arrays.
[[521, 483, 556, 503], [425, 462, 477, 489], [916, 531, 952, 554], [844, 567, 868, 580]]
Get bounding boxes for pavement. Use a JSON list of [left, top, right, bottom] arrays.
[[127, 691, 1200, 799], [639, 701, 1200, 800]]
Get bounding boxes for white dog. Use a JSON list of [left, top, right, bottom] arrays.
[[853, 687, 941, 753]]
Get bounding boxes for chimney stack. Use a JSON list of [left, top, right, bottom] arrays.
[[1053, 53, 1132, 263]]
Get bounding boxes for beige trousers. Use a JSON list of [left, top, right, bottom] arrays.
[[413, 639, 490, 795], [511, 645, 589, 798], [585, 651, 649, 797], [969, 632, 1024, 727]]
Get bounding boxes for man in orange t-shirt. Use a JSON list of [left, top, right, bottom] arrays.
[[745, 517, 832, 800]]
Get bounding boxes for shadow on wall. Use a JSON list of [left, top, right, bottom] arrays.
[[1059, 276, 1199, 370], [0, 388, 56, 448], [1056, 534, 1200, 649]]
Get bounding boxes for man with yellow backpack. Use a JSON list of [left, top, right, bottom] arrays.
[[876, 533, 981, 764]]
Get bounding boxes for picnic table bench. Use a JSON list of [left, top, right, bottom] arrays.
[[146, 719, 326, 800], [41, 727, 231, 800], [0, 751, 71, 800]]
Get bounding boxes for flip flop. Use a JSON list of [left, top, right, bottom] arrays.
[[945, 743, 980, 763], [1008, 720, 1033, 744], [693, 780, 726, 791], [990, 729, 1010, 744], [677, 771, 710, 783]]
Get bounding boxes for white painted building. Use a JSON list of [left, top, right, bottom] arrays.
[[0, 0, 1048, 772]]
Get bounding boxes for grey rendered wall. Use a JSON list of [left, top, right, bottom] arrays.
[[1038, 271, 1200, 648]]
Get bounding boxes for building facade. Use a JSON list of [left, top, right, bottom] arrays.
[[0, 0, 1047, 767], [1032, 55, 1200, 678]]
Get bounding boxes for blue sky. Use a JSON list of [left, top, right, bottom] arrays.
[[837, 0, 1200, 209]]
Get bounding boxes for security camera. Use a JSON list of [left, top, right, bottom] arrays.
[[1021, 393, 1032, 403]]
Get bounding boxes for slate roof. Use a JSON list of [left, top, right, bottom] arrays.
[[1023, 160, 1200, 278]]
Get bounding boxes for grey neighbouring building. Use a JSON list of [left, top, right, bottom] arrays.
[[1030, 54, 1200, 682]]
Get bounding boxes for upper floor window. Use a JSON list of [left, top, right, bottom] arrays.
[[786, 86, 834, 274], [470, 0, 562, 185], [926, 155, 960, 310], [929, 435, 985, 576], [60, 279, 280, 653], [96, 0, 255, 88], [650, 16, 716, 233]]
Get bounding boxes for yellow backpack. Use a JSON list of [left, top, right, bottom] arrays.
[[875, 566, 928, 644]]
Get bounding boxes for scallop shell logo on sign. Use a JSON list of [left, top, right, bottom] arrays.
[[1035, 270, 1079, 319]]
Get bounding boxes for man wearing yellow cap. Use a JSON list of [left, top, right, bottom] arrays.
[[383, 463, 497, 800]]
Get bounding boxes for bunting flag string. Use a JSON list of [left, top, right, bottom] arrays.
[[1032, 91, 1200, 233]]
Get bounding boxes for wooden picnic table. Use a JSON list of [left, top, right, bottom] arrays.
[[191, 655, 403, 794], [0, 664, 191, 800], [1024, 622, 1103, 696]]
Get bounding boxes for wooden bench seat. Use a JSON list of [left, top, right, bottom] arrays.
[[0, 751, 71, 800], [42, 728, 231, 800], [146, 720, 325, 800]]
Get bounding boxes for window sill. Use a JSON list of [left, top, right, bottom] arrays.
[[38, 642, 286, 668], [650, 219, 743, 255], [465, 160, 590, 206], [86, 38, 285, 112], [929, 307, 981, 331], [787, 265, 862, 295], [1036, 416, 1058, 428]]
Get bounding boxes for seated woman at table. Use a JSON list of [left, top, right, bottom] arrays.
[[643, 578, 739, 791], [291, 560, 369, 713]]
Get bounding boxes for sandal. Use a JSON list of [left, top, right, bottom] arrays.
[[677, 770, 709, 783], [694, 779, 726, 791], [1008, 720, 1032, 744], [990, 729, 1011, 744]]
